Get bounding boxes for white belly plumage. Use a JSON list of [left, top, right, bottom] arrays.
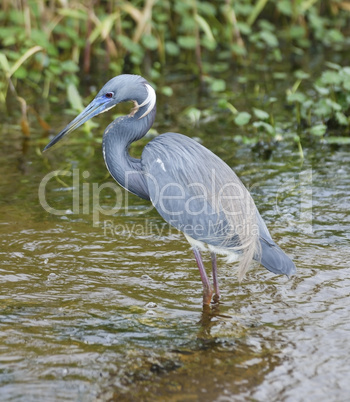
[[184, 234, 240, 264]]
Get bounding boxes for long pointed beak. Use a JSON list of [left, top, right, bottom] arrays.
[[43, 97, 112, 152]]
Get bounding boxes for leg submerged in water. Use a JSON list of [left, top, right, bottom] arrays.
[[211, 252, 220, 303], [193, 248, 213, 305]]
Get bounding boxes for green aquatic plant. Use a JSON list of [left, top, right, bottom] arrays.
[[0, 0, 349, 143], [1, 1, 349, 92], [287, 64, 350, 141], [238, 65, 350, 145]]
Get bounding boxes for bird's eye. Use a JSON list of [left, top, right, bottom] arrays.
[[105, 92, 114, 99]]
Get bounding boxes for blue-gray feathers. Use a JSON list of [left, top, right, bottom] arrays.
[[141, 132, 296, 277], [99, 75, 296, 278]]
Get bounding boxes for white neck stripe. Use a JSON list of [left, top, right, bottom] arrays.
[[138, 84, 156, 119]]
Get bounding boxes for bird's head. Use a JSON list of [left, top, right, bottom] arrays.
[[43, 74, 156, 151]]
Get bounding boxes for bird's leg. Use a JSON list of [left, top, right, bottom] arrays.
[[193, 248, 213, 305], [211, 252, 220, 303]]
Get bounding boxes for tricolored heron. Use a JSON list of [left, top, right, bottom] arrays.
[[44, 74, 296, 305]]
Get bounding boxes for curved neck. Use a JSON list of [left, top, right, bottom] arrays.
[[102, 107, 156, 200]]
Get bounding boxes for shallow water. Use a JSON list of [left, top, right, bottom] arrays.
[[1, 75, 350, 401]]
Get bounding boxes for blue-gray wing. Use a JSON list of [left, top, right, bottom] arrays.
[[141, 133, 244, 249], [141, 132, 296, 277]]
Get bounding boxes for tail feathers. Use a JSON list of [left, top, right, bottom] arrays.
[[257, 237, 296, 277]]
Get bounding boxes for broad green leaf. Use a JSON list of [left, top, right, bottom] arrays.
[[313, 100, 332, 117], [273, 72, 287, 80], [289, 25, 306, 39], [325, 137, 350, 145], [235, 3, 253, 16], [253, 121, 274, 134], [161, 86, 173, 97], [178, 36, 197, 49], [325, 99, 342, 111], [320, 70, 342, 86], [310, 124, 326, 136], [197, 2, 216, 16], [12, 65, 26, 79], [287, 92, 306, 103], [342, 67, 350, 75], [183, 107, 201, 125], [302, 100, 313, 109], [253, 108, 269, 120], [314, 85, 330, 95], [335, 112, 349, 126], [258, 20, 275, 32], [294, 70, 310, 80], [343, 80, 350, 91], [165, 42, 180, 56], [231, 43, 247, 56], [325, 29, 344, 43], [259, 31, 278, 47], [0, 53, 10, 74], [142, 34, 158, 50], [236, 22, 251, 35], [210, 79, 226, 92], [324, 61, 341, 70], [61, 60, 79, 73], [277, 0, 293, 16], [234, 112, 251, 126], [117, 35, 143, 54]]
